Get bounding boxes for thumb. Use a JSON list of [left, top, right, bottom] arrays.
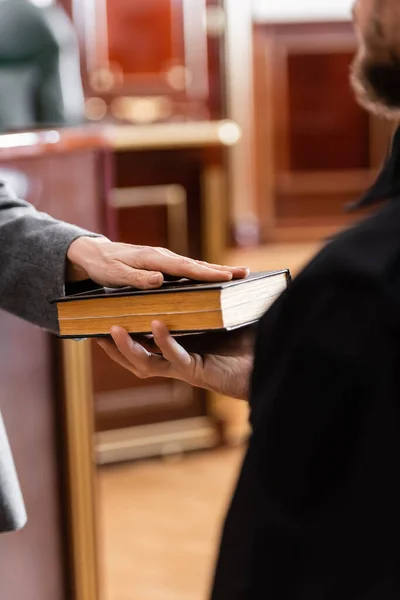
[[100, 264, 164, 289]]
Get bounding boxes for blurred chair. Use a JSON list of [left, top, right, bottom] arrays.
[[0, 0, 84, 132]]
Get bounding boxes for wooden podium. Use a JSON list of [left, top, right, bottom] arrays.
[[0, 128, 109, 600], [0, 120, 240, 600]]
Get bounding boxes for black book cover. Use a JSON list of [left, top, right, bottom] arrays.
[[55, 270, 290, 304]]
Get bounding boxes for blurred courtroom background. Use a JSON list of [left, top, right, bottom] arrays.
[[0, 1, 393, 599]]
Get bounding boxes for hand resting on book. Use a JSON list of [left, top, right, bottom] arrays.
[[66, 237, 249, 289], [97, 322, 256, 400]]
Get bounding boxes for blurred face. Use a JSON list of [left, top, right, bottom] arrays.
[[350, 0, 400, 118]]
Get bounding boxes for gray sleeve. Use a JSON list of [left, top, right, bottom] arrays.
[[0, 181, 100, 332]]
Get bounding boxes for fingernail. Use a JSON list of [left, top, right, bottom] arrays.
[[149, 273, 163, 285]]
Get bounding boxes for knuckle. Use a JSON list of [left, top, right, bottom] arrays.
[[178, 256, 193, 269], [107, 264, 131, 285], [129, 247, 149, 268], [97, 243, 113, 261], [157, 246, 173, 255], [130, 270, 149, 288], [137, 246, 152, 259], [134, 371, 146, 380]]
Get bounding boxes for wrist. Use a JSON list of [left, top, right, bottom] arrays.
[[66, 236, 97, 282]]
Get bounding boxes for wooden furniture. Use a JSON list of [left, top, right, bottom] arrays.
[[0, 119, 242, 600], [253, 20, 393, 242], [64, 0, 260, 447], [91, 120, 241, 464], [0, 128, 109, 600], [65, 0, 259, 244], [70, 0, 226, 123]]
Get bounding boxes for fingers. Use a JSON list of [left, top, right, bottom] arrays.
[[126, 247, 241, 283], [97, 338, 137, 373], [168, 326, 255, 356], [195, 261, 249, 280], [157, 249, 249, 279], [112, 263, 164, 289], [69, 237, 249, 290], [129, 334, 159, 353], [107, 324, 196, 382], [108, 326, 172, 378], [151, 321, 193, 367]]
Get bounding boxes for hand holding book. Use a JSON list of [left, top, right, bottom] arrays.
[[97, 321, 255, 401], [130, 323, 258, 356], [93, 270, 290, 399]]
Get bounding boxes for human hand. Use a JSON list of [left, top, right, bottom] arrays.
[[97, 322, 255, 400], [66, 237, 249, 289], [130, 324, 257, 357]]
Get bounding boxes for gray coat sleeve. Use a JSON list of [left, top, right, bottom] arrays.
[[0, 181, 99, 332]]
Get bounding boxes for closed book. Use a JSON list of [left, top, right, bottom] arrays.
[[55, 270, 290, 338]]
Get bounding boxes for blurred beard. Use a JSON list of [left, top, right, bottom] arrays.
[[350, 50, 400, 119]]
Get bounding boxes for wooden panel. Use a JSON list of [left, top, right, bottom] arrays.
[[72, 0, 226, 121], [276, 192, 371, 220], [0, 323, 66, 600], [1, 153, 107, 231], [113, 149, 204, 258], [93, 356, 204, 431], [0, 148, 108, 599], [118, 204, 169, 246], [106, 0, 184, 88], [91, 148, 210, 432], [92, 190, 204, 432], [206, 0, 226, 119], [288, 52, 370, 171], [253, 21, 392, 240]]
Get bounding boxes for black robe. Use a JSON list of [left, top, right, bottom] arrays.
[[210, 128, 400, 599]]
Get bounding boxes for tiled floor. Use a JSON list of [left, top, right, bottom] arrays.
[[97, 243, 319, 600]]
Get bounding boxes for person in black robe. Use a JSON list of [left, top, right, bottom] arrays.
[[99, 0, 400, 597]]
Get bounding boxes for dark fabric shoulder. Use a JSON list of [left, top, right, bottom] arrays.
[[249, 271, 382, 423], [212, 265, 400, 599], [248, 209, 400, 436]]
